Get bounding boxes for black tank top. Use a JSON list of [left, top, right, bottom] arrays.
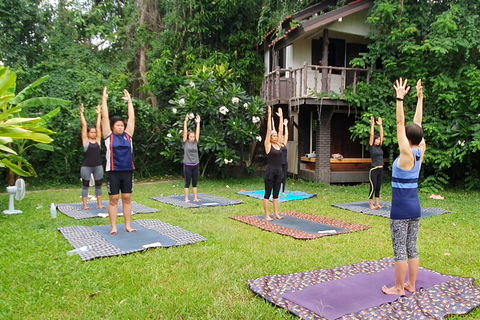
[[82, 141, 102, 167], [267, 145, 282, 167]]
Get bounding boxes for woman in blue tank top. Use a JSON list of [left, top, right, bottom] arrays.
[[382, 78, 426, 296], [80, 103, 105, 210], [263, 106, 284, 221], [101, 87, 136, 235]]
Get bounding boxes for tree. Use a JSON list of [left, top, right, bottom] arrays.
[[348, 0, 480, 189], [161, 65, 265, 176]]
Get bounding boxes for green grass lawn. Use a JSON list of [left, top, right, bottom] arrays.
[[0, 176, 479, 319]]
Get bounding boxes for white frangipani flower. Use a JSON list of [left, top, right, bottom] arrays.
[[232, 97, 240, 104], [224, 159, 229, 164], [252, 116, 260, 124], [188, 113, 194, 119], [219, 106, 229, 115], [458, 140, 466, 147], [243, 103, 249, 109], [167, 133, 172, 138], [172, 107, 177, 114], [228, 159, 233, 164], [189, 81, 195, 87], [256, 135, 262, 142], [178, 98, 185, 106]]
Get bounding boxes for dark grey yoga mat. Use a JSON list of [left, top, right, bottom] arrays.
[[91, 221, 177, 252], [151, 193, 244, 208], [57, 200, 159, 219], [332, 201, 450, 218], [254, 215, 348, 235], [281, 267, 456, 319]]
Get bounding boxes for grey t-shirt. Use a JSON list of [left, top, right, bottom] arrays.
[[183, 140, 199, 164], [370, 145, 384, 167]]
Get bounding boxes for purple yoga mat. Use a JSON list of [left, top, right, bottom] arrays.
[[281, 267, 455, 319]]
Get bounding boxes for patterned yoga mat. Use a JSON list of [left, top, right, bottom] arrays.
[[58, 219, 206, 261], [56, 200, 159, 219], [332, 201, 451, 218], [151, 193, 244, 208], [237, 190, 317, 202], [249, 257, 480, 319], [230, 211, 371, 240]]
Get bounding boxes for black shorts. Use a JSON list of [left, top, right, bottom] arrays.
[[107, 171, 134, 195]]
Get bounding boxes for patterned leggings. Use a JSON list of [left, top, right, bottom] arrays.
[[390, 218, 421, 261]]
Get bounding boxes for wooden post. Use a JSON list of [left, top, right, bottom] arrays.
[[275, 66, 280, 101], [303, 62, 308, 97], [321, 29, 329, 95]]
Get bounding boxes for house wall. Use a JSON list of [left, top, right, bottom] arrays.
[[328, 10, 371, 37], [264, 49, 270, 74]]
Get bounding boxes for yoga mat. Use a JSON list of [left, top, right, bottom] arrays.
[[248, 257, 480, 320], [57, 200, 159, 220], [231, 211, 370, 240], [58, 219, 206, 261], [332, 201, 450, 218], [151, 193, 244, 208], [281, 267, 456, 319], [237, 190, 317, 202]]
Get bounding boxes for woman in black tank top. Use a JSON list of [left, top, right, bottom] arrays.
[[368, 116, 385, 210], [80, 103, 105, 210], [263, 106, 285, 221]]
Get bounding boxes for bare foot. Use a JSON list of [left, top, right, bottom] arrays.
[[382, 285, 405, 295], [185, 199, 191, 203], [265, 214, 274, 221], [110, 229, 117, 235], [193, 199, 201, 202], [404, 282, 416, 293], [370, 205, 379, 210], [98, 205, 106, 209], [83, 206, 90, 210], [274, 214, 284, 220], [377, 204, 385, 209], [126, 227, 137, 233]]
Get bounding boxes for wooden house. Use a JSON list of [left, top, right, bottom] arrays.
[[259, 0, 379, 184]]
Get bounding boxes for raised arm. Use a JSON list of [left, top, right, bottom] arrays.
[[282, 118, 289, 146], [195, 115, 201, 142], [414, 79, 423, 128], [394, 78, 414, 169], [95, 104, 101, 144], [123, 89, 135, 136], [183, 114, 189, 142], [101, 87, 111, 139], [414, 79, 427, 157], [369, 116, 375, 146], [377, 117, 384, 145], [276, 107, 284, 144], [264, 106, 272, 154], [80, 103, 88, 146]]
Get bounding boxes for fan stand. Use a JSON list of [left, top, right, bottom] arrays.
[[3, 186, 22, 214]]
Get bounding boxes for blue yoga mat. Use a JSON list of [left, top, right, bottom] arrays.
[[237, 190, 316, 202], [92, 221, 177, 251], [254, 215, 348, 235], [151, 193, 244, 208]]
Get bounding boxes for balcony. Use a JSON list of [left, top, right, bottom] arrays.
[[261, 63, 370, 106]]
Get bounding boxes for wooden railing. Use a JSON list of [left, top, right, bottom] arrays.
[[261, 62, 370, 104]]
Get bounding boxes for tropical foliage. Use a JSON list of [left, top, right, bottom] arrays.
[[161, 65, 265, 176], [348, 0, 480, 190], [0, 66, 67, 179]]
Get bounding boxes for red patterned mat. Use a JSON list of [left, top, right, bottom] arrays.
[[230, 211, 371, 240]]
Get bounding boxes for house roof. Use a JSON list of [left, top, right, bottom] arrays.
[[267, 0, 374, 50]]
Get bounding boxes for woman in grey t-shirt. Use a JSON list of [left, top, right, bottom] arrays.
[[183, 114, 201, 202]]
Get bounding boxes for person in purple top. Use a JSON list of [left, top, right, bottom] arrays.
[[182, 113, 201, 202], [382, 78, 426, 296], [101, 86, 136, 235], [80, 103, 106, 210]]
